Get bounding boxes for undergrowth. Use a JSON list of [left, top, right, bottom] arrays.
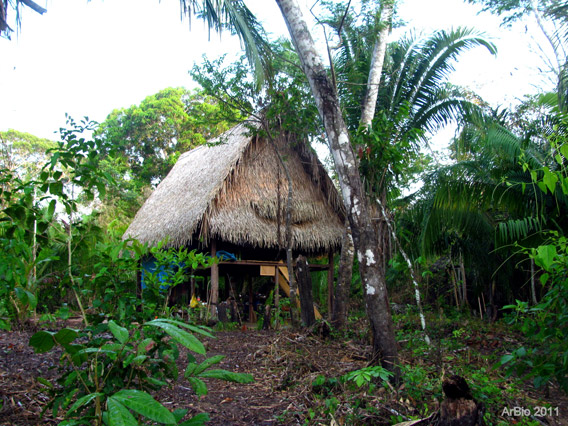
[[274, 306, 565, 425]]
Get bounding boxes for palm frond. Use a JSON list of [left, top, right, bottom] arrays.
[[179, 0, 272, 87]]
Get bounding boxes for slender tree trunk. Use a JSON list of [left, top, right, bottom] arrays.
[[376, 197, 430, 345], [296, 255, 316, 327], [276, 0, 398, 374], [530, 258, 537, 305], [285, 176, 300, 329], [450, 265, 460, 309], [459, 252, 468, 307], [359, 0, 394, 128], [261, 122, 299, 328], [332, 223, 353, 329]]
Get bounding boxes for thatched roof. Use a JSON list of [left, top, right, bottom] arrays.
[[124, 119, 345, 254]]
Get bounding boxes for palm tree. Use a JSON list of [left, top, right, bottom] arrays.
[[411, 103, 568, 307], [329, 20, 497, 302]]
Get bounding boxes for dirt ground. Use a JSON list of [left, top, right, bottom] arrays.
[[1, 321, 567, 425], [0, 323, 369, 426]]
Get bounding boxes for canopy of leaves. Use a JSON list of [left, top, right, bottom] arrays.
[[0, 130, 57, 179], [96, 87, 242, 189]]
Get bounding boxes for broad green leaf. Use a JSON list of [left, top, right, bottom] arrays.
[[185, 362, 198, 378], [107, 397, 138, 426], [137, 338, 155, 355], [186, 377, 208, 396], [179, 413, 211, 426], [14, 287, 28, 304], [49, 181, 64, 196], [29, 330, 56, 353], [145, 320, 205, 354], [68, 392, 104, 414], [173, 408, 188, 423], [25, 290, 37, 309], [535, 245, 557, 271], [77, 348, 118, 356], [127, 354, 147, 367], [194, 355, 225, 375], [152, 318, 214, 338], [108, 320, 129, 344], [145, 377, 168, 387], [37, 377, 53, 388], [198, 369, 254, 384], [500, 354, 514, 365], [560, 143, 568, 159], [111, 390, 176, 424], [55, 328, 79, 345], [47, 199, 56, 219], [542, 168, 558, 194]]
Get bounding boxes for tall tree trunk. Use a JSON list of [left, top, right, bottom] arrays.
[[332, 223, 354, 329], [359, 0, 394, 128], [276, 0, 398, 374]]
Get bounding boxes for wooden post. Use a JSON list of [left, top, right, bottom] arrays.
[[210, 239, 219, 319], [327, 252, 334, 315], [296, 255, 316, 327], [248, 277, 256, 322], [274, 268, 280, 329]]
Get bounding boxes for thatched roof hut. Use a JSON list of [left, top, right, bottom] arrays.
[[124, 119, 345, 256]]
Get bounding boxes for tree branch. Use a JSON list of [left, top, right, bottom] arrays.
[[19, 0, 47, 15]]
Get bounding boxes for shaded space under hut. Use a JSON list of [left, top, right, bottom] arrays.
[[123, 118, 346, 324]]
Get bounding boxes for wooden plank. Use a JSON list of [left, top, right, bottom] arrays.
[[260, 265, 276, 276], [277, 266, 322, 320], [216, 259, 330, 270]]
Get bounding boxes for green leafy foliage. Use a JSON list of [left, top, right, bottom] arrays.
[[499, 138, 568, 392], [29, 318, 253, 425], [0, 117, 113, 325], [343, 366, 393, 388]]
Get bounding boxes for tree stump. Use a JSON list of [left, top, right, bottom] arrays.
[[438, 375, 483, 426], [217, 301, 229, 323]]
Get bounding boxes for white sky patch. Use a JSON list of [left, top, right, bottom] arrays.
[[0, 0, 554, 150]]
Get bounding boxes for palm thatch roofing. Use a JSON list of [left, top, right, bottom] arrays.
[[124, 119, 345, 254]]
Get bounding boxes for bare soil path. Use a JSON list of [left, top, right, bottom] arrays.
[[0, 325, 366, 425]]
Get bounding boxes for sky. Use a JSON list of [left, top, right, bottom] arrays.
[[0, 0, 555, 143]]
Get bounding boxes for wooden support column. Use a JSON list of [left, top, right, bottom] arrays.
[[327, 251, 334, 315], [210, 239, 219, 319], [248, 276, 256, 322], [274, 268, 280, 329], [296, 255, 316, 327]]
